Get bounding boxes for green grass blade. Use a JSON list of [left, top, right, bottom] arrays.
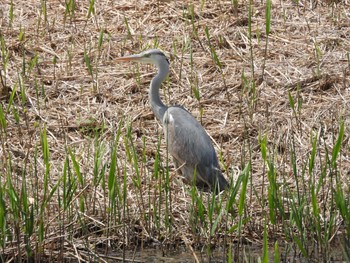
[[9, 0, 14, 27], [87, 0, 95, 18], [69, 149, 84, 186], [331, 120, 344, 169], [108, 119, 123, 205], [293, 236, 308, 258], [274, 241, 280, 263], [238, 162, 251, 216], [267, 160, 277, 224], [259, 134, 267, 161], [40, 125, 50, 201], [308, 131, 318, 175], [226, 175, 241, 212], [108, 139, 117, 201], [66, 150, 83, 214], [210, 201, 225, 236], [98, 28, 104, 54], [204, 26, 222, 68], [265, 0, 271, 35], [0, 189, 7, 248], [0, 104, 6, 131], [84, 47, 93, 78], [262, 222, 268, 263]]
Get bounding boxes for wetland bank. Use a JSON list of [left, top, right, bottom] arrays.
[[0, 0, 349, 262]]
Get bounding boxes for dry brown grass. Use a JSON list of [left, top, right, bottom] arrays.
[[0, 0, 350, 261]]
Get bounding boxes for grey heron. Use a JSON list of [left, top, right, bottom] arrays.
[[116, 49, 229, 193]]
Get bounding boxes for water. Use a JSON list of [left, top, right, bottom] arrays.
[[104, 246, 261, 263], [102, 244, 348, 263]]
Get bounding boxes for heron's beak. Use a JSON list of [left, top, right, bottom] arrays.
[[115, 54, 143, 62]]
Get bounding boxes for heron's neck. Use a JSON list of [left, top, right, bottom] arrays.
[[149, 61, 169, 122]]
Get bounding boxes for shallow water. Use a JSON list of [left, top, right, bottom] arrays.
[[103, 244, 348, 263], [105, 245, 263, 263]]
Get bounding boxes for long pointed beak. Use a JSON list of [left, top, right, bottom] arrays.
[[115, 54, 143, 62]]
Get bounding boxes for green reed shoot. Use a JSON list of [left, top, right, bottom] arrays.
[[261, 0, 271, 79], [192, 83, 200, 102], [98, 28, 104, 55], [308, 132, 323, 252], [64, 0, 76, 25], [288, 92, 296, 116], [207, 190, 216, 234], [335, 181, 350, 228], [84, 47, 93, 79], [40, 0, 47, 25], [333, 121, 349, 248], [189, 169, 204, 233], [28, 54, 39, 74], [125, 122, 141, 189], [205, 26, 222, 69], [6, 171, 22, 261], [231, 0, 238, 16], [331, 120, 344, 169], [267, 160, 279, 225], [1, 35, 9, 83], [124, 16, 132, 39], [125, 122, 148, 226], [308, 131, 318, 176], [0, 104, 6, 132], [274, 241, 280, 263], [311, 183, 322, 244], [122, 169, 129, 234], [259, 133, 267, 212], [9, 0, 14, 27], [226, 168, 244, 216], [200, 0, 205, 11], [108, 120, 123, 222], [314, 41, 323, 77], [262, 221, 268, 263], [190, 185, 206, 232], [0, 188, 6, 251], [260, 133, 284, 227], [21, 172, 34, 258], [62, 155, 77, 211], [69, 149, 84, 187], [238, 161, 250, 234], [288, 186, 308, 259], [210, 199, 225, 236], [248, 0, 254, 79], [92, 136, 106, 187], [0, 105, 6, 173], [40, 125, 50, 202], [188, 4, 198, 39], [241, 70, 256, 119], [68, 149, 85, 212], [87, 0, 95, 19]]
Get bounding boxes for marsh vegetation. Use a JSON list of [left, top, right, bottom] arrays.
[[0, 0, 349, 262]]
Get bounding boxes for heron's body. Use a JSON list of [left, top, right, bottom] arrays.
[[116, 49, 229, 193]]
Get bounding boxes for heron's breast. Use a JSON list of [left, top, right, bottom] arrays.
[[163, 112, 175, 126]]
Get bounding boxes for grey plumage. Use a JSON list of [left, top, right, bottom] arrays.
[[116, 49, 229, 193]]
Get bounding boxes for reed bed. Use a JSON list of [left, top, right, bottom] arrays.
[[0, 0, 349, 262]]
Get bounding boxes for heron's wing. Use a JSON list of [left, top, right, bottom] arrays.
[[164, 106, 217, 167], [163, 106, 229, 192]]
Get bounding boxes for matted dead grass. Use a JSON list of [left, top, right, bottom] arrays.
[[0, 0, 350, 261]]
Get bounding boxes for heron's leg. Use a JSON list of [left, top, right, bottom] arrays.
[[172, 159, 211, 191], [172, 157, 181, 172], [173, 157, 189, 183]]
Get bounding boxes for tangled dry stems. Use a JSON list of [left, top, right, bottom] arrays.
[[0, 0, 349, 261]]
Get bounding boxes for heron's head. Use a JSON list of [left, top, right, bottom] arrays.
[[116, 49, 170, 69]]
